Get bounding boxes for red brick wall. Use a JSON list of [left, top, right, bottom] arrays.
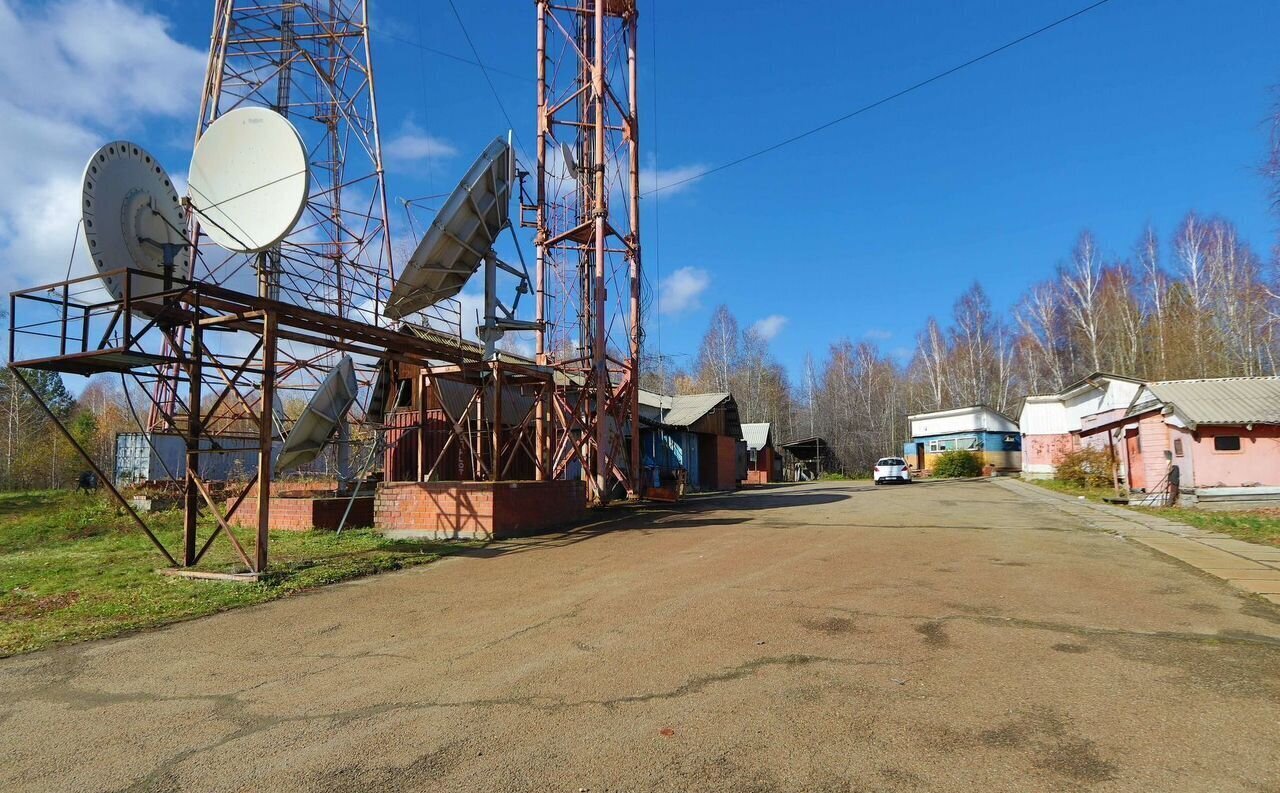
[[374, 480, 587, 540], [229, 494, 374, 532], [746, 447, 777, 484]]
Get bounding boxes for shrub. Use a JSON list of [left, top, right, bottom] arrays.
[[931, 450, 983, 478], [1055, 447, 1114, 488]]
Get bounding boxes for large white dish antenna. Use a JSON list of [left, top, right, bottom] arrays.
[[187, 107, 309, 253], [385, 137, 512, 319], [275, 355, 358, 473], [82, 141, 189, 302]]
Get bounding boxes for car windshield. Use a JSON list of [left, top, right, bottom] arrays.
[[877, 458, 905, 466]]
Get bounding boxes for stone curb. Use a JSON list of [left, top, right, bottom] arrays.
[[996, 478, 1280, 607]]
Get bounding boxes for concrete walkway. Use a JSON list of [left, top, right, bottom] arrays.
[[1001, 479, 1280, 605]]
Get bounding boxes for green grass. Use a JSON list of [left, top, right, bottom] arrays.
[[1133, 506, 1280, 548], [0, 490, 468, 657], [1025, 478, 1116, 502], [1026, 478, 1280, 548]]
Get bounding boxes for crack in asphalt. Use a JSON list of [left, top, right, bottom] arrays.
[[793, 604, 1280, 649], [103, 652, 904, 791]]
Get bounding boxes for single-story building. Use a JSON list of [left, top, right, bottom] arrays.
[[904, 405, 1021, 474], [781, 436, 838, 481], [742, 422, 781, 484], [1078, 376, 1280, 505], [1018, 372, 1143, 478], [638, 390, 742, 492]]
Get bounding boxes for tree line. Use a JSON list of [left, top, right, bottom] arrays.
[[653, 211, 1279, 476]]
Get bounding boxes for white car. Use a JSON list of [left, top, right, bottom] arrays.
[[873, 457, 912, 485]]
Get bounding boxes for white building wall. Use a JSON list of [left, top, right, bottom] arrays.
[[910, 407, 1019, 438], [1020, 400, 1068, 435]]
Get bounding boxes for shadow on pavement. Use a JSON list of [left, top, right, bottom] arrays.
[[448, 486, 853, 559]]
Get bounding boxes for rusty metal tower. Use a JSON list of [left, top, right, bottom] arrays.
[[528, 0, 642, 504], [195, 0, 394, 317], [148, 0, 421, 429]]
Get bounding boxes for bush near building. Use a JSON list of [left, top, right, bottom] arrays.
[[931, 450, 983, 479], [1054, 447, 1114, 488]]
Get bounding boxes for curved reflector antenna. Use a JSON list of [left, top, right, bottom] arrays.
[[275, 355, 359, 473], [82, 141, 189, 302], [187, 107, 310, 253], [385, 137, 512, 319], [559, 141, 578, 180]]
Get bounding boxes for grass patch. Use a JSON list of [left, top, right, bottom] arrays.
[[0, 490, 469, 657], [1133, 506, 1280, 549], [1027, 478, 1280, 548], [1025, 478, 1115, 502]]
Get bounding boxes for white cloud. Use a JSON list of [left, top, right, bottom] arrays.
[[641, 163, 706, 196], [384, 124, 457, 163], [659, 266, 710, 315], [0, 0, 204, 296], [863, 328, 893, 341], [751, 314, 788, 341]]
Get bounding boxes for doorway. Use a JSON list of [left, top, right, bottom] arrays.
[[1125, 428, 1145, 491]]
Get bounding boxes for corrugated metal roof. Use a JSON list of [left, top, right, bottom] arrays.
[[397, 322, 534, 366], [638, 389, 671, 410], [662, 392, 731, 428], [638, 390, 732, 429], [742, 422, 771, 451], [1141, 377, 1280, 426]]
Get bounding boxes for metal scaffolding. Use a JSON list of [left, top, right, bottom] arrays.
[[8, 270, 480, 575]]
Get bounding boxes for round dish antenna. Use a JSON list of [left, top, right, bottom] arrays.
[[275, 356, 359, 473], [187, 107, 309, 253], [386, 137, 512, 319], [82, 141, 189, 302]]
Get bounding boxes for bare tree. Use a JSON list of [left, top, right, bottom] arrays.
[[1059, 231, 1104, 373], [695, 305, 740, 393], [1136, 226, 1168, 377]]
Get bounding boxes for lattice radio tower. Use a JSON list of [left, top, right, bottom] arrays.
[[151, 0, 461, 427], [529, 0, 642, 504]]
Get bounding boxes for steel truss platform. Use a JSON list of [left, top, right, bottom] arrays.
[[8, 268, 558, 573]]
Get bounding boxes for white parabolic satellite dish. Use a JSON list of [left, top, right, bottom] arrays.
[[187, 107, 309, 253], [275, 355, 359, 473], [82, 141, 190, 302], [385, 137, 512, 319]]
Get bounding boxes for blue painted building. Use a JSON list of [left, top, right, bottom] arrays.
[[903, 405, 1022, 473], [638, 390, 742, 491]]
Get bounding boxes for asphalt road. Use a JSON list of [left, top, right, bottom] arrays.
[[3, 479, 1279, 792]]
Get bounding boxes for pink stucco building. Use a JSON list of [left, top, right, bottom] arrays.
[[1018, 373, 1143, 478], [1077, 377, 1280, 502]]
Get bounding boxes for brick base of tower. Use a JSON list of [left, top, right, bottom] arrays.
[[374, 480, 588, 541]]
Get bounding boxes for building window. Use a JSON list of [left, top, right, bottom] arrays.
[[1173, 438, 1184, 457], [1213, 435, 1242, 452], [394, 379, 413, 408], [925, 436, 984, 453]]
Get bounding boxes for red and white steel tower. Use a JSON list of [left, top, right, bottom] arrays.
[[530, 0, 642, 504]]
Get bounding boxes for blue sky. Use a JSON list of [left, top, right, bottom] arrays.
[[8, 0, 1280, 382]]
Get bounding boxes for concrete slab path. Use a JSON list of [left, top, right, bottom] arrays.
[[1002, 478, 1280, 605]]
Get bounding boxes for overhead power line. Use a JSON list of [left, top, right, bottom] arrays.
[[445, 0, 527, 159], [642, 0, 1116, 197], [375, 30, 531, 82]]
